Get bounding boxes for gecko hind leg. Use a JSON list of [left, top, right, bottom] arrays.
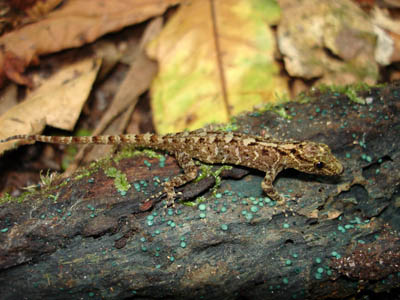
[[162, 152, 198, 207], [144, 152, 198, 208]]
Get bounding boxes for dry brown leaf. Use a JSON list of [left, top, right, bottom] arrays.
[[0, 83, 18, 116], [277, 0, 379, 85], [92, 40, 125, 81], [0, 56, 101, 154], [64, 18, 161, 175], [371, 7, 400, 64], [0, 0, 181, 87], [25, 0, 63, 19], [372, 7, 400, 35]]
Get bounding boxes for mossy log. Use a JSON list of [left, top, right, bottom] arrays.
[[0, 83, 399, 299]]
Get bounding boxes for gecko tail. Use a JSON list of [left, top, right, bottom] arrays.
[[0, 135, 121, 145], [0, 135, 42, 143]]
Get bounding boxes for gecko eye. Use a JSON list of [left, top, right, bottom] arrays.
[[315, 162, 324, 169]]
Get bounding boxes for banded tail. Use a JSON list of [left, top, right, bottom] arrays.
[[0, 134, 128, 144], [0, 132, 167, 145]]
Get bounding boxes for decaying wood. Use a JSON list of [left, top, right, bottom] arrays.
[[0, 83, 399, 299]]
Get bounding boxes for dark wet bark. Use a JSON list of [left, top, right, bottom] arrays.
[[0, 83, 399, 300]]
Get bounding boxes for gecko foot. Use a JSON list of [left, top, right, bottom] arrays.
[[272, 196, 298, 217]]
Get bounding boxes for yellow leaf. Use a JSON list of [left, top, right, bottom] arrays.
[[147, 0, 288, 134]]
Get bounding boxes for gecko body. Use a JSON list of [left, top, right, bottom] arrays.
[[0, 130, 343, 206]]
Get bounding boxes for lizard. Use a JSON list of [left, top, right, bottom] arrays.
[[0, 130, 343, 208]]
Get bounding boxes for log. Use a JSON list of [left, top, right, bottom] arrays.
[[0, 83, 399, 299]]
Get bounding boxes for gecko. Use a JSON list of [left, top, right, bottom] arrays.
[[0, 130, 343, 208]]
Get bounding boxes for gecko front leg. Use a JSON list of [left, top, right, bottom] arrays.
[[261, 168, 285, 205], [162, 151, 198, 207], [262, 168, 295, 216]]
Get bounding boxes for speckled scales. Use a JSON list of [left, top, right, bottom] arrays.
[[0, 130, 343, 205]]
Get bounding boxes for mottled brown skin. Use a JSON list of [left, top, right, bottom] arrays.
[[0, 130, 343, 206]]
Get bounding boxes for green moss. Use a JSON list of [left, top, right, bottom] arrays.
[[0, 189, 40, 204], [344, 88, 365, 104], [315, 82, 382, 104], [184, 195, 206, 207], [295, 91, 313, 103], [70, 156, 109, 182], [182, 163, 232, 206], [39, 169, 58, 187], [104, 167, 118, 177], [258, 103, 290, 119], [215, 121, 240, 132], [104, 167, 131, 194], [114, 175, 130, 194], [74, 170, 92, 180], [48, 192, 59, 202], [113, 146, 165, 164], [0, 192, 15, 204], [210, 166, 232, 193], [1, 141, 130, 206]]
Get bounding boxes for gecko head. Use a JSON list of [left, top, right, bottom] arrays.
[[293, 141, 344, 176]]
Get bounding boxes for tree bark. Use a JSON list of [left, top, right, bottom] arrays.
[[0, 83, 399, 299]]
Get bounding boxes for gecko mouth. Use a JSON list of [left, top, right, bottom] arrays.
[[328, 164, 344, 176], [333, 160, 344, 175], [338, 163, 344, 174]]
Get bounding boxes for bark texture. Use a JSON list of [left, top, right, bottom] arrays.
[[0, 83, 399, 299]]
